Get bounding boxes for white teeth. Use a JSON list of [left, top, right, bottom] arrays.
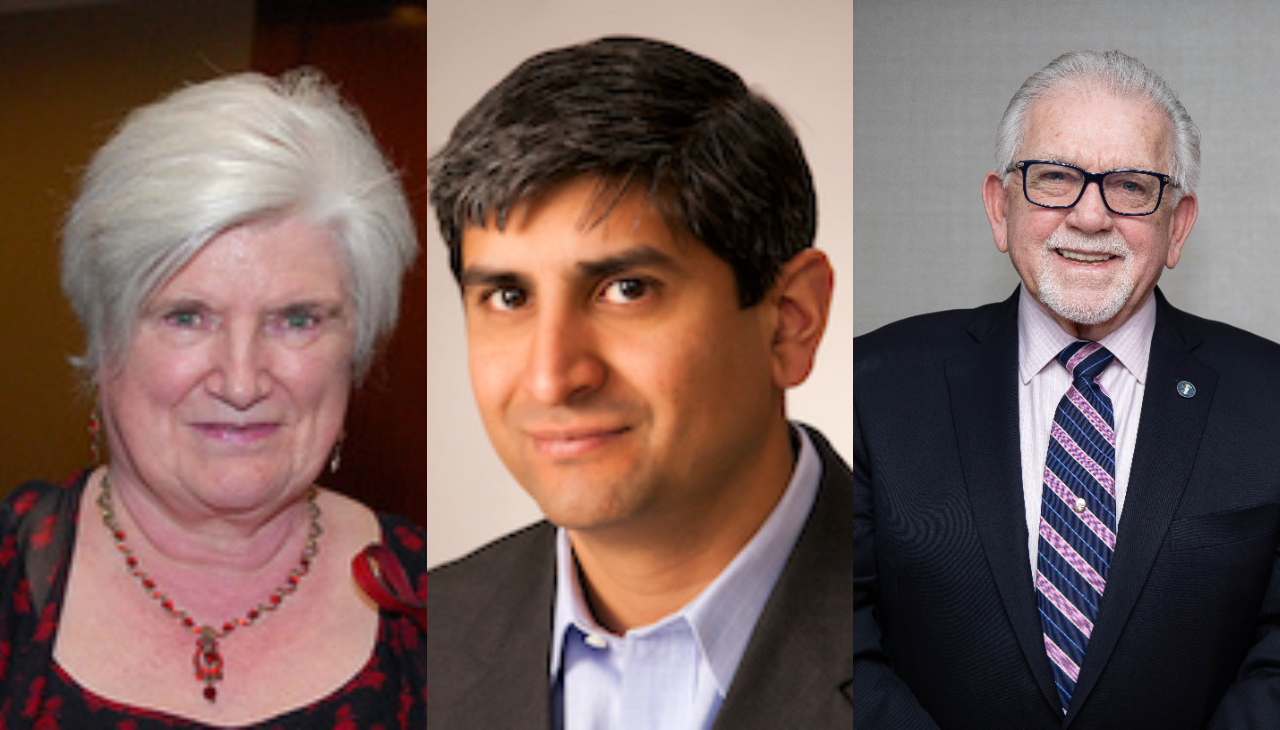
[[1058, 249, 1113, 262]]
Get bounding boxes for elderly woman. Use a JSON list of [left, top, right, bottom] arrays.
[[0, 72, 424, 726]]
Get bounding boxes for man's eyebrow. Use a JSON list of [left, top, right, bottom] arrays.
[[577, 245, 679, 279], [461, 246, 680, 290], [458, 268, 528, 291]]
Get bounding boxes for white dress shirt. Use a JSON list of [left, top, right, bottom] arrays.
[[1017, 286, 1156, 577]]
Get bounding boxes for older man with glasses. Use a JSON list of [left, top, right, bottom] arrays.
[[852, 51, 1280, 728]]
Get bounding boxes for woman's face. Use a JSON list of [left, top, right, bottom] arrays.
[[100, 215, 355, 516]]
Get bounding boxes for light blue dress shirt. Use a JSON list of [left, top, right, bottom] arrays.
[[549, 425, 822, 729]]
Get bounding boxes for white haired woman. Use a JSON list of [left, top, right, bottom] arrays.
[[0, 71, 424, 727]]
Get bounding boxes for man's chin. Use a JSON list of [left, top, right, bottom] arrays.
[[1036, 276, 1133, 328], [527, 480, 636, 532], [1041, 295, 1123, 326]]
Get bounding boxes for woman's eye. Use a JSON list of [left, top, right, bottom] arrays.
[[163, 310, 204, 329], [282, 309, 320, 330], [600, 278, 650, 304]]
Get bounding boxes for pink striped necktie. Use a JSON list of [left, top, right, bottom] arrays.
[[1035, 340, 1117, 714]]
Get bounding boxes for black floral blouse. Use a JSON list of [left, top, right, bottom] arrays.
[[0, 474, 426, 729]]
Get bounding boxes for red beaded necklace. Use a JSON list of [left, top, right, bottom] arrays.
[[97, 475, 323, 702]]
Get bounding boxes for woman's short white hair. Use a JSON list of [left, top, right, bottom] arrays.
[[62, 69, 417, 384], [995, 50, 1201, 194]]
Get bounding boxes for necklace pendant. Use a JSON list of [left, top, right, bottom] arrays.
[[98, 477, 323, 707], [194, 627, 224, 702]]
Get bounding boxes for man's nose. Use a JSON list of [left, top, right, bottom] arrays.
[[523, 306, 606, 406], [1065, 180, 1116, 234]]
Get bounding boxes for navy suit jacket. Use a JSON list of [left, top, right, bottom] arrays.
[[852, 288, 1280, 728], [427, 427, 880, 728]]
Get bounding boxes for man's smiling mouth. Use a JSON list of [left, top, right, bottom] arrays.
[[1056, 249, 1116, 264]]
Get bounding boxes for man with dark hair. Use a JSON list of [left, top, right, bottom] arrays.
[[426, 37, 877, 728], [854, 50, 1280, 728]]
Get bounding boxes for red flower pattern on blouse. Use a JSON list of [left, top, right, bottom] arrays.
[[0, 476, 426, 729]]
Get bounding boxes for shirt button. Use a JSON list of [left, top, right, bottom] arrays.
[[1074, 498, 1087, 514], [584, 634, 608, 649]]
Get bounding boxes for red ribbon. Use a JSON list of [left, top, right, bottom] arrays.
[[352, 543, 425, 629]]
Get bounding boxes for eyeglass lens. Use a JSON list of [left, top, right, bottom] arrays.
[[1024, 162, 1162, 215]]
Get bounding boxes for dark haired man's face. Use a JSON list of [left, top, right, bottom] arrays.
[[460, 178, 783, 539]]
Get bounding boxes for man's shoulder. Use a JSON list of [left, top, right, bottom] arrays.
[[853, 298, 1014, 379], [428, 520, 556, 599], [427, 523, 557, 723], [1161, 298, 1280, 371], [1169, 307, 1280, 351]]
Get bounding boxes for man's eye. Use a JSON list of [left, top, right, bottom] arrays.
[[487, 287, 529, 311], [600, 278, 650, 304]]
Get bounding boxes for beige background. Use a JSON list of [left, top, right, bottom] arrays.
[[426, 0, 854, 567]]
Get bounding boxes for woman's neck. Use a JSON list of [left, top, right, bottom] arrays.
[[93, 467, 320, 622]]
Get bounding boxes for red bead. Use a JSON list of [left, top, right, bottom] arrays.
[[204, 685, 217, 702], [142, 579, 155, 590], [270, 594, 281, 605], [247, 609, 259, 620]]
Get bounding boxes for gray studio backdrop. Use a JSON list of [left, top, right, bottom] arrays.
[[427, 0, 854, 568], [855, 1, 1280, 340]]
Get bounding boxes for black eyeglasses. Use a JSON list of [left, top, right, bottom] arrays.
[[1008, 160, 1174, 216]]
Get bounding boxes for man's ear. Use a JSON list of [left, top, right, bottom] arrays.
[[1165, 190, 1198, 269], [982, 171, 1011, 253], [767, 249, 833, 389]]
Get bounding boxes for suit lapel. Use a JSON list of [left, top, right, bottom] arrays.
[[1064, 292, 1217, 725], [947, 290, 1063, 712], [443, 525, 557, 729], [713, 428, 854, 728]]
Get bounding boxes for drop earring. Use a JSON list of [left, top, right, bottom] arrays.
[[329, 439, 343, 474], [89, 411, 103, 464]]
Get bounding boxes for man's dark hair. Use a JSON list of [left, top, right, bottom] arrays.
[[427, 36, 816, 307]]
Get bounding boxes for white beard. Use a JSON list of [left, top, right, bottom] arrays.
[[1034, 229, 1136, 326]]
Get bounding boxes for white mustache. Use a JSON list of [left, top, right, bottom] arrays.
[[1044, 229, 1130, 258]]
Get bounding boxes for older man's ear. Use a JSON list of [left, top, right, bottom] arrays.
[[982, 171, 1011, 254], [1164, 190, 1198, 270]]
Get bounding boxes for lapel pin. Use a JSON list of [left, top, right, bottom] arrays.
[[1177, 381, 1196, 398]]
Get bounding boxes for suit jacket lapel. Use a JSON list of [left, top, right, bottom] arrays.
[[946, 289, 1063, 712], [441, 524, 557, 729], [1064, 291, 1217, 725], [713, 427, 855, 728]]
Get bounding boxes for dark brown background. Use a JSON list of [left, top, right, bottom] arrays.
[[0, 0, 428, 527]]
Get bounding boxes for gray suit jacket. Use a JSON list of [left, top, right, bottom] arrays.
[[427, 426, 860, 728]]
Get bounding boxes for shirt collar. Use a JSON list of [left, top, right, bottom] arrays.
[[1017, 284, 1156, 385], [549, 424, 823, 696]]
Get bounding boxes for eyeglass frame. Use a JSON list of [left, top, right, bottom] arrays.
[[1007, 159, 1175, 217]]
